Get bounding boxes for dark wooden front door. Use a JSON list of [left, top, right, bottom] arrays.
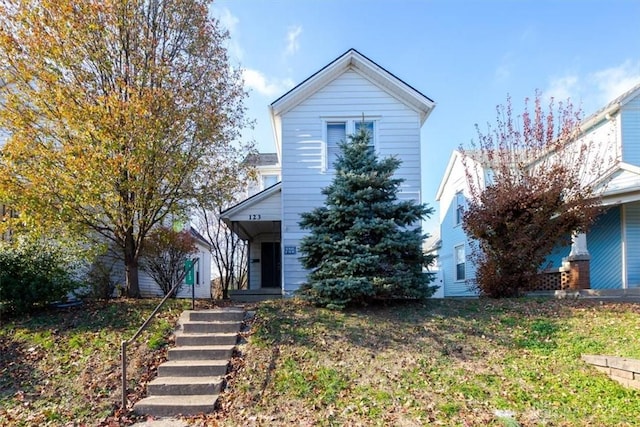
[[261, 242, 281, 288]]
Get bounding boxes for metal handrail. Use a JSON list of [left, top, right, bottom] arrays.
[[120, 257, 199, 410]]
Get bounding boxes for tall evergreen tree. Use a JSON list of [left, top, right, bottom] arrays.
[[298, 128, 436, 309]]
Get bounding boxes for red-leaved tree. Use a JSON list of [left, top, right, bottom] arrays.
[[460, 92, 610, 297], [139, 226, 197, 296]]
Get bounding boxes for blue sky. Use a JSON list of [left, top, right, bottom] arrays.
[[210, 0, 640, 236]]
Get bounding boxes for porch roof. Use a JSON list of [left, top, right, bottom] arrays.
[[221, 183, 282, 240]]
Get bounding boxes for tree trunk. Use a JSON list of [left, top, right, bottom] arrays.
[[124, 231, 141, 298]]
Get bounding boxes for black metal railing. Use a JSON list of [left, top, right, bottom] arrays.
[[120, 257, 199, 410]]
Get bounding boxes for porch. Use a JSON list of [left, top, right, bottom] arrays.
[[220, 184, 283, 296]]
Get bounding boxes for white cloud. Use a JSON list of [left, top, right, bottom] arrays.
[[546, 75, 580, 102], [591, 60, 640, 104], [285, 25, 303, 56], [242, 68, 295, 97], [211, 7, 243, 61], [544, 61, 640, 114]]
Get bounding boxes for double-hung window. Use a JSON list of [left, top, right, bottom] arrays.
[[326, 122, 347, 169], [325, 119, 376, 170], [455, 244, 466, 281]]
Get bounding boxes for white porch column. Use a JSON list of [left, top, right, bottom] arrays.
[[567, 232, 591, 290], [569, 232, 589, 258]]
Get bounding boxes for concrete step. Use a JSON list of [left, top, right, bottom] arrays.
[[132, 308, 245, 418], [146, 376, 224, 396], [175, 331, 238, 347], [182, 320, 241, 334], [168, 345, 234, 361], [187, 309, 245, 322], [158, 360, 228, 377], [133, 394, 217, 417], [230, 289, 282, 302]]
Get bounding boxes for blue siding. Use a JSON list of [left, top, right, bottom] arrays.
[[620, 98, 640, 166], [440, 198, 476, 297], [588, 206, 622, 289], [625, 202, 640, 287], [543, 239, 571, 270]]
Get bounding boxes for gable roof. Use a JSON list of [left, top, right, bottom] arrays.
[[220, 182, 281, 219], [269, 48, 435, 155], [580, 81, 640, 132], [188, 226, 211, 249], [244, 152, 279, 167]]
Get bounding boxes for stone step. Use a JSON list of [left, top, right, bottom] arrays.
[[175, 331, 238, 347], [182, 320, 241, 334], [158, 360, 228, 377], [168, 345, 234, 361], [133, 394, 218, 417], [187, 309, 245, 322], [146, 376, 224, 396]]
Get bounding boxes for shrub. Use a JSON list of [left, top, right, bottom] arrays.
[[0, 239, 80, 315]]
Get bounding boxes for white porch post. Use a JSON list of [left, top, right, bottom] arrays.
[[569, 232, 589, 258], [567, 232, 591, 290]]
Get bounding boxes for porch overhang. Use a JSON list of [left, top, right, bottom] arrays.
[[220, 183, 282, 241], [598, 162, 640, 206]]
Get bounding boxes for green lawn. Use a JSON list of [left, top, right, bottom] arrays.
[[1, 297, 639, 426], [221, 298, 640, 426]]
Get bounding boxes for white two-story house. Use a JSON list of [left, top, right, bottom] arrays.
[[436, 83, 640, 297], [221, 49, 435, 299]]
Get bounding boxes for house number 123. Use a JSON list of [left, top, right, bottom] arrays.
[[249, 214, 261, 220]]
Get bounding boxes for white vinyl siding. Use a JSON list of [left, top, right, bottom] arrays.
[[279, 69, 424, 293]]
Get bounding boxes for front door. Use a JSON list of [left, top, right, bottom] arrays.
[[261, 242, 281, 288]]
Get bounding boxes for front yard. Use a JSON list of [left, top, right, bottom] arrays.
[[1, 297, 639, 426], [221, 298, 640, 426]]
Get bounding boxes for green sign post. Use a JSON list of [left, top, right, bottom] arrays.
[[184, 259, 195, 286]]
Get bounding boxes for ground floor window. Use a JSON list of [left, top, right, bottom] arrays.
[[455, 244, 465, 281]]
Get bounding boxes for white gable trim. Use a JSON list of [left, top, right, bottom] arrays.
[[269, 49, 435, 157], [220, 183, 282, 220], [436, 151, 462, 201]]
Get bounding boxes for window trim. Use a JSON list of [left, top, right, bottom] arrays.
[[322, 117, 378, 172], [454, 244, 466, 282]]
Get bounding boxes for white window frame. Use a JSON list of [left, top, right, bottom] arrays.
[[454, 244, 466, 282], [322, 118, 378, 171], [261, 174, 279, 190]]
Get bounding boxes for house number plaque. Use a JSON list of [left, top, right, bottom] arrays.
[[284, 246, 297, 255], [248, 214, 261, 220]]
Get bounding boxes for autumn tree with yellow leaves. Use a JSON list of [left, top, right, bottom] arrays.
[[0, 0, 252, 297]]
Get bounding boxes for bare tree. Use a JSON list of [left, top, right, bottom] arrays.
[[197, 209, 248, 299]]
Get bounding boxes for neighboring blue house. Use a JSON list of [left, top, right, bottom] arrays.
[[221, 49, 435, 299], [437, 83, 640, 297]]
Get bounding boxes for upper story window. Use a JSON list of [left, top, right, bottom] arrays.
[[262, 174, 279, 189], [325, 119, 376, 170], [455, 191, 465, 225], [326, 122, 347, 169]]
